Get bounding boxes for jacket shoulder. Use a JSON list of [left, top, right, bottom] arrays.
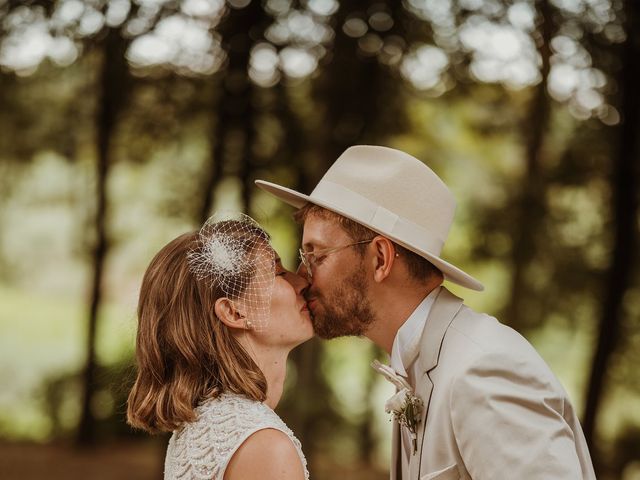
[[439, 306, 564, 390]]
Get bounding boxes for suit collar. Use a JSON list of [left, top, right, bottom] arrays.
[[390, 287, 440, 377], [416, 287, 464, 375], [408, 287, 464, 479]]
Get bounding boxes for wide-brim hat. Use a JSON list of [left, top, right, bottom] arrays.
[[255, 145, 483, 291]]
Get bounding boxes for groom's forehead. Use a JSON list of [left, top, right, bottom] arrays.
[[301, 213, 349, 247]]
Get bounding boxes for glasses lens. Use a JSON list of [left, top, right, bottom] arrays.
[[299, 249, 312, 278]]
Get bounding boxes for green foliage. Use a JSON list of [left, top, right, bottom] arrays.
[[0, 285, 134, 440], [0, 0, 638, 477]]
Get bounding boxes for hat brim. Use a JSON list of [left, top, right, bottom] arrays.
[[256, 180, 484, 291]]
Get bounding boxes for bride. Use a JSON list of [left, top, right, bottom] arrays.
[[127, 214, 313, 480]]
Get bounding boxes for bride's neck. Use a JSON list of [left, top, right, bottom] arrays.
[[237, 335, 290, 409], [259, 348, 289, 409]]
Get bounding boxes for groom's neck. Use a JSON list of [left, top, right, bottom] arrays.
[[366, 279, 441, 354]]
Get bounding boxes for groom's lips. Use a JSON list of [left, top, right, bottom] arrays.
[[306, 298, 317, 310]]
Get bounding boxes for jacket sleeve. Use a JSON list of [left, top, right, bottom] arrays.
[[448, 351, 587, 479]]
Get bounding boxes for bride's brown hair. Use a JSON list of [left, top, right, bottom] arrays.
[[127, 232, 267, 434]]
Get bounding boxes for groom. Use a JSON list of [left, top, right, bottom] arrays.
[[256, 145, 596, 479]]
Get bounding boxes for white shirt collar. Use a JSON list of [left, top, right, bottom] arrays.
[[390, 287, 440, 377]]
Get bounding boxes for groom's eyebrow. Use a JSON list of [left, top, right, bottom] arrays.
[[302, 241, 327, 251]]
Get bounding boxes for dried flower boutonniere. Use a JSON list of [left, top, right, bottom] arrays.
[[372, 360, 424, 454]]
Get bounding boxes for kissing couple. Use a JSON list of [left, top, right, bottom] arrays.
[[127, 146, 596, 480]]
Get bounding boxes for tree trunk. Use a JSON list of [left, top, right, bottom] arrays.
[[505, 0, 553, 330], [238, 95, 256, 214], [582, 0, 640, 468], [198, 3, 265, 221], [301, 0, 413, 463], [198, 85, 227, 224], [76, 26, 129, 446]]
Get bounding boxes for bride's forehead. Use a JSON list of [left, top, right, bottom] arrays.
[[247, 241, 275, 264]]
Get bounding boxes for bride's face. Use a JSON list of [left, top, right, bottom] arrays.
[[258, 257, 313, 346]]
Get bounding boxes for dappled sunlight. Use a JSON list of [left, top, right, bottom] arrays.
[[400, 44, 449, 93], [0, 0, 622, 123], [127, 14, 225, 75], [0, 0, 638, 478], [249, 42, 280, 87], [460, 15, 539, 87], [0, 7, 79, 74]]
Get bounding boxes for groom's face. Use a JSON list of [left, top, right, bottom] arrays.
[[299, 214, 376, 338]]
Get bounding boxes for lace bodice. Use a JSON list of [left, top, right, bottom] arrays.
[[164, 393, 309, 480]]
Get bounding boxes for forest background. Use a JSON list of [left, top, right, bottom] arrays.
[[0, 0, 639, 478]]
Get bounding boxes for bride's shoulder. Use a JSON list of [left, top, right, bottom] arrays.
[[225, 428, 306, 480], [167, 392, 308, 480]]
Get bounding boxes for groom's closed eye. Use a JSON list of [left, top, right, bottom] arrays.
[[301, 250, 324, 265], [311, 253, 327, 264]]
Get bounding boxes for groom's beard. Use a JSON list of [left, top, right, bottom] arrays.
[[308, 266, 376, 339]]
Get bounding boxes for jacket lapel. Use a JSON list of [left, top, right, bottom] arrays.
[[391, 419, 401, 480], [408, 287, 463, 480]]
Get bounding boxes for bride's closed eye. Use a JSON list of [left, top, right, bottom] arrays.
[[274, 258, 287, 277], [275, 265, 289, 277]]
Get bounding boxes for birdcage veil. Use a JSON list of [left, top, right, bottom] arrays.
[[187, 212, 276, 331]]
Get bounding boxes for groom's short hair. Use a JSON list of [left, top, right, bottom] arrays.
[[294, 203, 442, 283]]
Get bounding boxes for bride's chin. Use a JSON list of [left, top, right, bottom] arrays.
[[289, 335, 312, 350], [300, 322, 315, 343]]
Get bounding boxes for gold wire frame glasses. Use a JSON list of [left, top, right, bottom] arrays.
[[298, 239, 374, 278]]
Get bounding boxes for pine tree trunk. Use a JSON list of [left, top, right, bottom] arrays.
[[198, 88, 227, 224], [198, 3, 264, 220], [505, 0, 553, 330], [582, 0, 640, 468], [76, 27, 129, 446]]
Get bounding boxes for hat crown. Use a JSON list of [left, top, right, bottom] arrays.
[[316, 145, 456, 249], [254, 144, 483, 291]]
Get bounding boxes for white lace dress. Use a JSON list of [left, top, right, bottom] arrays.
[[164, 393, 309, 480]]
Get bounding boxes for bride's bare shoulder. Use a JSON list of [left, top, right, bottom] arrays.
[[224, 428, 306, 480]]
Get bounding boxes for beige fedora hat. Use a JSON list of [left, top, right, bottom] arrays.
[[255, 145, 483, 291]]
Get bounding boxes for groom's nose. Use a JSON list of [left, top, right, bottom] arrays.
[[290, 270, 310, 294], [296, 262, 310, 281]]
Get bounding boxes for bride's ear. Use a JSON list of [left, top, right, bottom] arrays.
[[215, 298, 250, 330]]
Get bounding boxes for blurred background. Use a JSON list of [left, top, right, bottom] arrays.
[[0, 0, 639, 478]]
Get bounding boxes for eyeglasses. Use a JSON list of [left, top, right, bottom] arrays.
[[298, 239, 374, 278]]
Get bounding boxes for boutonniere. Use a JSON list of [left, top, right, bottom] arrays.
[[371, 360, 424, 454]]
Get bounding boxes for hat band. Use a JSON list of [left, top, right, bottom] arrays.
[[310, 180, 445, 255]]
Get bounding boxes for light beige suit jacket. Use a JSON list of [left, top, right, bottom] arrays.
[[390, 288, 596, 480]]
